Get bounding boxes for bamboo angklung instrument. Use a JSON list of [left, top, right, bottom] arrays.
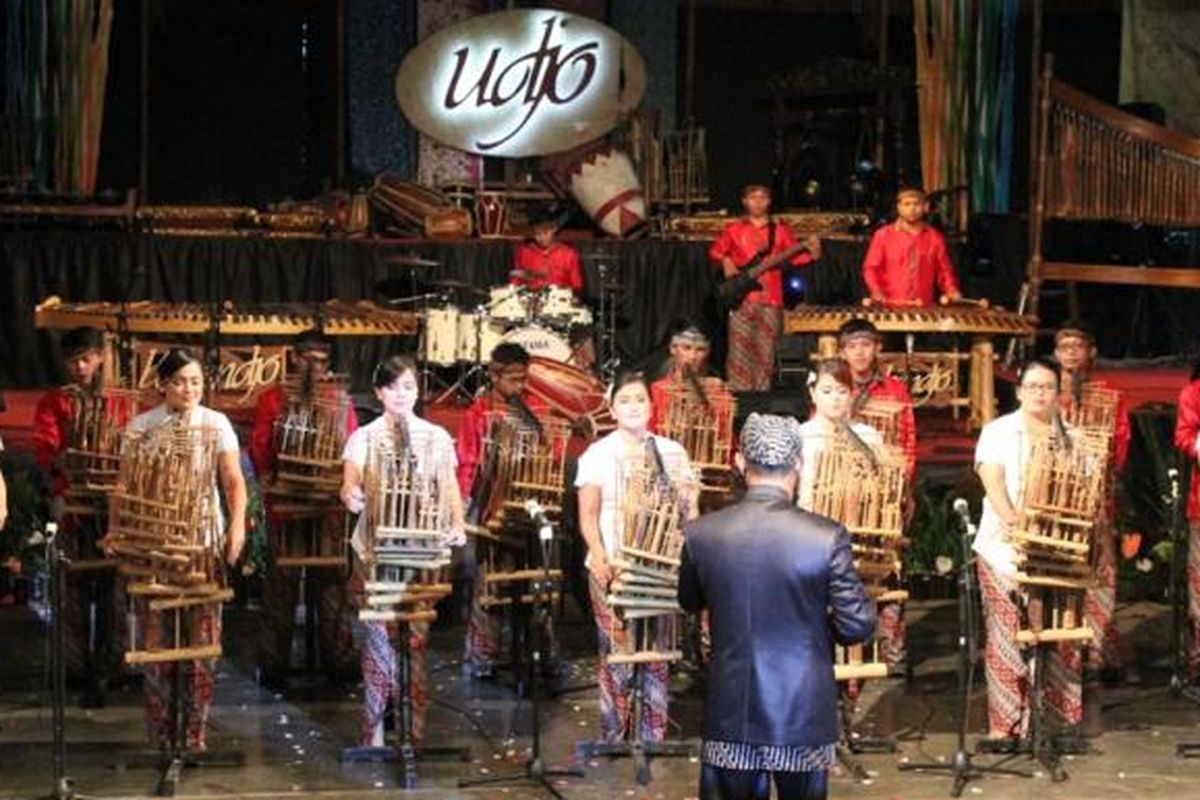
[[358, 423, 452, 626], [809, 435, 908, 681], [62, 384, 142, 518], [657, 375, 737, 494], [110, 418, 231, 664], [606, 457, 698, 665], [855, 397, 907, 452], [267, 374, 354, 568], [1009, 428, 1110, 644], [477, 413, 570, 610]]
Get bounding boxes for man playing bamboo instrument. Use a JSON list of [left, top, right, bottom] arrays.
[[861, 187, 962, 307], [33, 327, 128, 707], [838, 318, 916, 668], [1054, 320, 1134, 684], [649, 322, 713, 431]]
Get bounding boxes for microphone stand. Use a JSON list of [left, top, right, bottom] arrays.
[[40, 522, 77, 800], [1169, 459, 1200, 757], [898, 501, 1032, 797], [459, 504, 584, 798]]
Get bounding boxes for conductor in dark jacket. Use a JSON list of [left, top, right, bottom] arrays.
[[679, 412, 876, 800]]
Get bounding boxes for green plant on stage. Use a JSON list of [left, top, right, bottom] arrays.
[[0, 455, 49, 576], [1115, 407, 1182, 601], [236, 451, 270, 578], [905, 474, 984, 579]]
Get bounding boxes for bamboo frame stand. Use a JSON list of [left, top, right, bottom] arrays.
[[657, 376, 737, 498]]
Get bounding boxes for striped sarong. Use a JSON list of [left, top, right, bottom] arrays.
[[360, 619, 430, 746], [1083, 520, 1128, 672], [726, 301, 782, 391], [140, 601, 220, 751], [977, 560, 1082, 738], [587, 576, 669, 743], [1188, 521, 1200, 675]]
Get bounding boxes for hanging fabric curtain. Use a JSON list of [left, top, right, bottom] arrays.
[[2, 0, 112, 196]]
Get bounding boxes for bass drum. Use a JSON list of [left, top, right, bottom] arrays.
[[455, 313, 505, 363], [422, 305, 460, 366], [526, 356, 616, 440], [498, 324, 572, 363]]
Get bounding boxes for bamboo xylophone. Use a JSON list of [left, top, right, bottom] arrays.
[[657, 376, 737, 495], [358, 427, 452, 626], [809, 435, 909, 681], [267, 377, 354, 568], [110, 420, 232, 665], [1010, 430, 1110, 644], [35, 297, 418, 337], [784, 304, 1037, 336]]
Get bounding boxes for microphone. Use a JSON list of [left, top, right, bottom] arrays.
[[524, 499, 554, 542], [952, 497, 975, 534], [1169, 467, 1181, 503]]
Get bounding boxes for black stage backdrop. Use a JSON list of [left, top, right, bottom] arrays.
[[0, 233, 883, 389], [8, 221, 1196, 391]]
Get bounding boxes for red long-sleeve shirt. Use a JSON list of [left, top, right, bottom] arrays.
[[708, 219, 814, 308], [249, 383, 359, 483], [856, 373, 918, 479], [32, 388, 76, 496], [511, 242, 584, 292], [1176, 378, 1200, 521], [861, 222, 961, 306], [454, 392, 552, 499]]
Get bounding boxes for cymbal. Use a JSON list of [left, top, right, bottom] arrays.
[[383, 252, 441, 267], [508, 268, 549, 281], [432, 278, 488, 297]]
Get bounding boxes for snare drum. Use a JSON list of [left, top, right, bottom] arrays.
[[498, 325, 572, 363], [488, 285, 529, 322], [456, 312, 505, 363], [422, 305, 460, 366]]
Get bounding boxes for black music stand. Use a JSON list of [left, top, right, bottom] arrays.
[[340, 616, 470, 787], [899, 503, 1033, 796], [459, 508, 584, 799], [575, 613, 696, 786]]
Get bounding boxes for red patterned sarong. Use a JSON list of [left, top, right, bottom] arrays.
[[726, 302, 781, 391]]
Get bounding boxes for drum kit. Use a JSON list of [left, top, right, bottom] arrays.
[[382, 251, 618, 405]]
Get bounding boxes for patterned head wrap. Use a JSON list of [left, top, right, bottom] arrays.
[[739, 412, 803, 470]]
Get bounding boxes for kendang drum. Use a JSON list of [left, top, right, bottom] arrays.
[[422, 305, 460, 367], [474, 191, 509, 238], [455, 311, 505, 364], [488, 285, 530, 323], [498, 325, 572, 363], [544, 146, 647, 238], [525, 356, 616, 437]]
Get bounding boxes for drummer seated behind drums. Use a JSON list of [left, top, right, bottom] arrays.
[[510, 209, 584, 296]]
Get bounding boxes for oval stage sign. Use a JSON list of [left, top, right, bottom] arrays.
[[395, 9, 646, 158]]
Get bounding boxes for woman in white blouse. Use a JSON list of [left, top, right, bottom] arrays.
[[575, 371, 695, 744], [796, 358, 882, 511], [339, 355, 465, 748], [120, 348, 247, 752]]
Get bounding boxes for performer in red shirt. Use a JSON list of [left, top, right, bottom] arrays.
[[1054, 321, 1135, 683], [456, 342, 553, 677], [249, 329, 360, 681], [837, 318, 915, 668], [32, 327, 126, 705], [649, 324, 713, 431], [1178, 361, 1200, 679], [709, 184, 819, 391], [510, 212, 584, 294], [861, 187, 963, 307]]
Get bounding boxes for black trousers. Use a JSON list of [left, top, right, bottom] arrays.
[[699, 763, 829, 800]]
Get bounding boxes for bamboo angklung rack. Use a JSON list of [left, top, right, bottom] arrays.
[[477, 414, 570, 611], [810, 436, 908, 681], [110, 420, 231, 665], [607, 460, 697, 666], [62, 385, 142, 519], [856, 397, 907, 452], [358, 430, 452, 627], [1010, 430, 1110, 645], [657, 377, 736, 494], [267, 376, 354, 568]]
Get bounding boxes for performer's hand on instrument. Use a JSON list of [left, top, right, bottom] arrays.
[[443, 523, 467, 548], [804, 235, 822, 260], [340, 483, 365, 514], [863, 296, 881, 307], [588, 549, 613, 587], [100, 530, 117, 557], [721, 256, 739, 278], [225, 517, 246, 566]]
